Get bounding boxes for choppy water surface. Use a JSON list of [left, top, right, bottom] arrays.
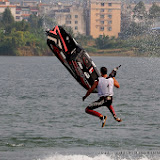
[[0, 57, 160, 160]]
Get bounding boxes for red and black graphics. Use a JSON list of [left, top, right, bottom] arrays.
[[46, 26, 100, 91]]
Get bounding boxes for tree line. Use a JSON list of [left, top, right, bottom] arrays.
[[0, 2, 160, 56], [0, 7, 49, 55], [93, 2, 160, 56]]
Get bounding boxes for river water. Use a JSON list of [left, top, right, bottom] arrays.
[[0, 56, 160, 160]]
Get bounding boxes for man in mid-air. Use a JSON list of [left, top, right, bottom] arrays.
[[82, 67, 122, 128]]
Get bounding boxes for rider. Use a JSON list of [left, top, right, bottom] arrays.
[[82, 67, 122, 128]]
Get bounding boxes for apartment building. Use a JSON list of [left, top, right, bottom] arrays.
[[39, 3, 52, 15], [21, 1, 38, 7], [16, 6, 39, 21], [40, 3, 86, 35], [90, 0, 121, 38], [0, 0, 39, 21], [55, 5, 86, 35]]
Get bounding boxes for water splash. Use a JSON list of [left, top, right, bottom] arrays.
[[37, 153, 160, 160], [6, 143, 24, 147]]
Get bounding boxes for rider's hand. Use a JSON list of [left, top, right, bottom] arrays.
[[109, 70, 116, 77], [82, 96, 86, 101]]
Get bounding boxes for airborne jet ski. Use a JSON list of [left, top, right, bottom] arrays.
[[46, 26, 100, 92]]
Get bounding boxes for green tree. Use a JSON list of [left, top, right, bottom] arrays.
[[133, 1, 147, 21], [28, 15, 43, 29], [149, 3, 160, 19], [121, 21, 149, 37], [0, 13, 3, 28], [75, 33, 92, 46], [95, 35, 116, 49], [14, 20, 30, 31], [4, 20, 30, 34], [0, 34, 16, 55], [1, 7, 14, 26], [11, 30, 25, 47]]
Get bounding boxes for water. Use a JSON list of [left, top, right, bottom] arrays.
[[0, 56, 160, 160]]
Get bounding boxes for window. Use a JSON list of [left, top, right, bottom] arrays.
[[108, 27, 112, 31], [75, 21, 78, 24], [66, 14, 71, 19], [66, 21, 71, 24], [108, 9, 112, 12], [100, 15, 104, 18], [100, 9, 104, 12], [100, 26, 104, 31], [16, 16, 20, 19], [0, 2, 5, 4], [108, 14, 112, 19], [16, 11, 21, 14], [101, 3, 105, 6], [75, 15, 78, 18], [100, 21, 104, 24], [108, 20, 112, 24], [108, 3, 112, 6], [75, 26, 78, 30]]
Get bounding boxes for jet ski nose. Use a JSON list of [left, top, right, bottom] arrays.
[[45, 30, 49, 35]]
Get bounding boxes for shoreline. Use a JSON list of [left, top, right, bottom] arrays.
[[0, 48, 157, 57], [0, 53, 154, 57]]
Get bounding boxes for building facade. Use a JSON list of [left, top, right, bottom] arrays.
[[0, 0, 39, 22], [90, 0, 121, 38], [40, 3, 86, 35], [1, 0, 121, 37], [55, 5, 86, 35], [21, 1, 38, 7], [15, 6, 39, 21]]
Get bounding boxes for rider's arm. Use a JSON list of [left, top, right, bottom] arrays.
[[83, 80, 98, 101], [113, 77, 120, 88]]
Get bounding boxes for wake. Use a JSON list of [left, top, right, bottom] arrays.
[[37, 154, 160, 160]]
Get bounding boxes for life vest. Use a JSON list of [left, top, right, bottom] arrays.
[[97, 77, 114, 97]]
